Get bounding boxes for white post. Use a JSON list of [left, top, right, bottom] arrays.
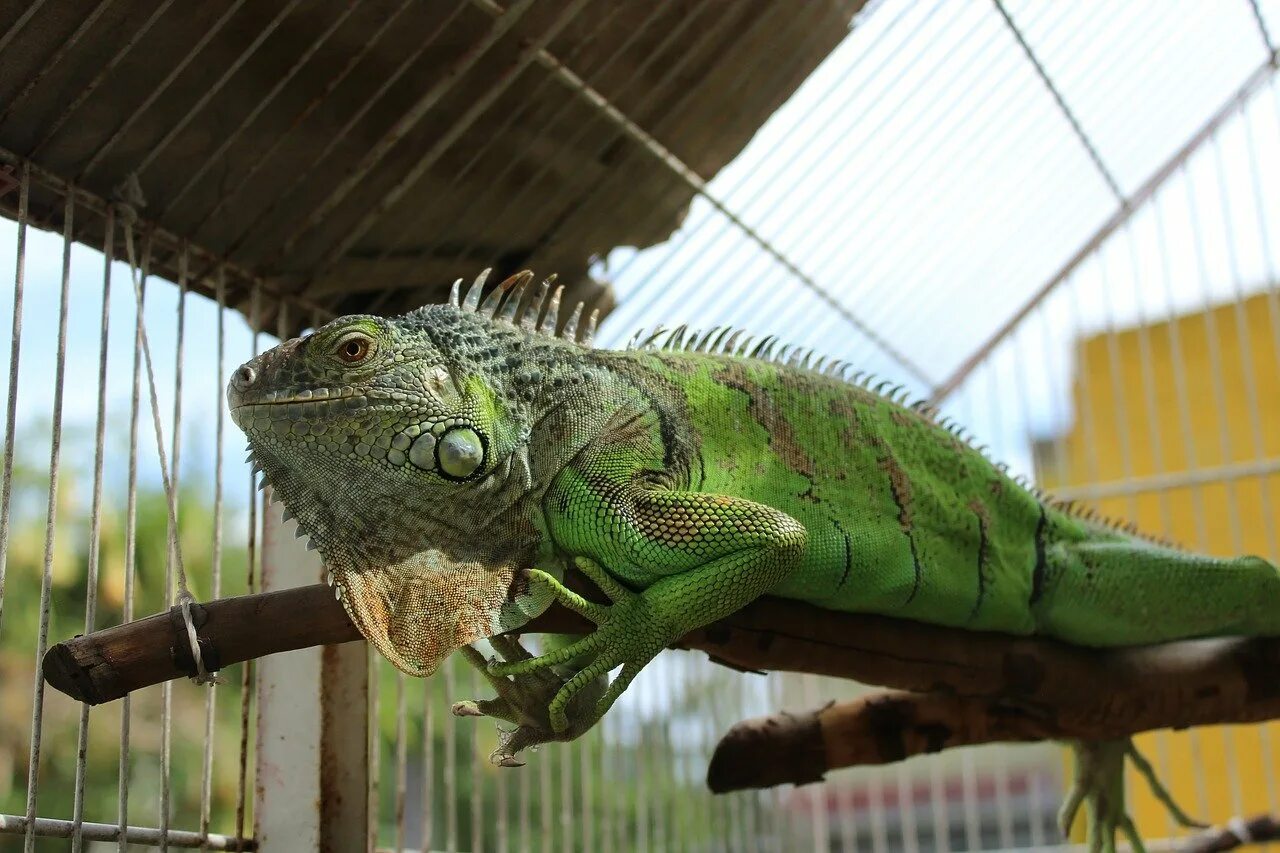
[[256, 495, 371, 852]]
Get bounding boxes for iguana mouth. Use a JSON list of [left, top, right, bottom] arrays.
[[230, 387, 359, 410]]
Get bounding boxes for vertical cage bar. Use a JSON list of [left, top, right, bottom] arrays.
[[159, 244, 189, 852], [200, 267, 228, 847], [0, 164, 28, 649], [71, 203, 114, 852], [23, 189, 74, 853], [118, 232, 151, 852], [422, 674, 437, 851], [235, 284, 261, 851], [445, 658, 459, 852], [394, 672, 408, 853]]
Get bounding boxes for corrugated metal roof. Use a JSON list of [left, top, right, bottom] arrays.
[[0, 0, 863, 335]]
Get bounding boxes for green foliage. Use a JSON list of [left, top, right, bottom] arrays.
[[0, 420, 252, 848]]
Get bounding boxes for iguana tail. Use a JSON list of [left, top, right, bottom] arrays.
[[1033, 541, 1280, 646]]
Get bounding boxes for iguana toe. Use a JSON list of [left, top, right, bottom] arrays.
[[1062, 738, 1202, 853]]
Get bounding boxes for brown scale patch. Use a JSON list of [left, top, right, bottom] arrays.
[[968, 499, 991, 619], [889, 409, 915, 429], [878, 444, 914, 533], [854, 408, 923, 602], [827, 398, 862, 451], [715, 362, 816, 478]]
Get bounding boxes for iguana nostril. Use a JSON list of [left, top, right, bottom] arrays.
[[231, 365, 256, 391]]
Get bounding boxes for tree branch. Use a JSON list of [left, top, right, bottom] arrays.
[[707, 686, 1280, 792], [43, 581, 1280, 767], [1179, 816, 1280, 853]]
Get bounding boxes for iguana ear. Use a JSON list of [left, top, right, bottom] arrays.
[[335, 552, 520, 677]]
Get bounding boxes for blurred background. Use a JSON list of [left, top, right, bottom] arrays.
[[0, 0, 1278, 849]]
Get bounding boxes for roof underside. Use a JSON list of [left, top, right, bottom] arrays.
[[0, 0, 863, 335]]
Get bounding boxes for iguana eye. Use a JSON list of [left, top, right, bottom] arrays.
[[335, 334, 372, 364]]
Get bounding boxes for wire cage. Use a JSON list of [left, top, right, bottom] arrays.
[[0, 0, 1279, 850]]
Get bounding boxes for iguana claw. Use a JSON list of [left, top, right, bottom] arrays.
[[1062, 738, 1206, 853], [486, 557, 661, 733], [452, 632, 606, 766]]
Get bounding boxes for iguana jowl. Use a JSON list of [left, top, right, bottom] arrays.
[[229, 270, 1280, 852]]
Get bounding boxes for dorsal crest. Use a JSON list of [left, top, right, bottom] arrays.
[[449, 268, 599, 347], [625, 323, 1180, 550]]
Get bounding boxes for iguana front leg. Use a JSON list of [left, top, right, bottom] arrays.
[[484, 481, 807, 751]]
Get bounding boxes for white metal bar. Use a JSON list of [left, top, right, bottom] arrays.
[[0, 146, 333, 322], [71, 204, 115, 853], [118, 232, 152, 853], [933, 52, 1280, 402], [0, 163, 28, 649], [1210, 131, 1280, 560], [200, 266, 228, 847], [1247, 0, 1276, 55], [421, 671, 436, 851], [159, 244, 189, 852], [0, 815, 253, 850], [445, 658, 459, 853], [395, 672, 408, 853], [235, 285, 262, 851], [23, 190, 75, 853], [471, 666, 485, 853], [1239, 76, 1280, 815], [319, 636, 371, 852], [992, 0, 1123, 200]]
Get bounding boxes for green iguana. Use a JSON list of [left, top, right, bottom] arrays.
[[228, 269, 1279, 852]]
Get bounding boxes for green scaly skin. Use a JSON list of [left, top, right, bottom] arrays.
[[229, 271, 1279, 852]]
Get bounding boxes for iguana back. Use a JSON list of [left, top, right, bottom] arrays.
[[593, 342, 1280, 647]]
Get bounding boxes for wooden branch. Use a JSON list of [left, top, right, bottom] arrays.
[[43, 585, 363, 705], [1179, 815, 1280, 852], [708, 685, 1280, 792], [708, 691, 1055, 792], [44, 580, 1280, 766]]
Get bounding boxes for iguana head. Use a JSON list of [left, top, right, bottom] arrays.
[[227, 270, 601, 675]]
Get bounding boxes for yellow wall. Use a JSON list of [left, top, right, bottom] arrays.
[[1042, 292, 1280, 838]]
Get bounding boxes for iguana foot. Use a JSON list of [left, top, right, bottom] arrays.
[[453, 635, 604, 767], [486, 557, 669, 734], [1061, 739, 1206, 853]]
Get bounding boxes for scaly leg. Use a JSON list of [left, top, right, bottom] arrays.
[[461, 479, 806, 764], [1060, 739, 1206, 853]]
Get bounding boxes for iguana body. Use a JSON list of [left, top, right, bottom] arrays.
[[229, 271, 1279, 852]]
